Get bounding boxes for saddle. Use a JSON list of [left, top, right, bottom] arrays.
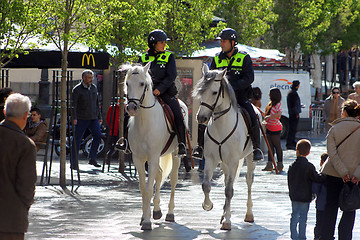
[[157, 97, 177, 155], [238, 106, 252, 133]]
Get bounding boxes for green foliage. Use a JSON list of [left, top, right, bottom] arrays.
[[0, 0, 43, 68], [267, 0, 359, 54], [214, 0, 277, 46]]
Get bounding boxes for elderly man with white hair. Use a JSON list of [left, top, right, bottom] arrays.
[[0, 93, 37, 240], [348, 81, 360, 104]]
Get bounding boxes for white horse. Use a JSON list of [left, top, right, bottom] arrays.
[[193, 64, 259, 230], [122, 62, 188, 230]]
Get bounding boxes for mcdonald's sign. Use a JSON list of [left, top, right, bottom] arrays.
[[82, 53, 95, 67]]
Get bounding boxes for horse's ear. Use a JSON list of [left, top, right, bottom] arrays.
[[202, 63, 209, 76], [143, 62, 151, 73], [221, 68, 227, 78]]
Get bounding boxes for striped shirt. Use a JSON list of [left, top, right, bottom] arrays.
[[265, 102, 282, 132]]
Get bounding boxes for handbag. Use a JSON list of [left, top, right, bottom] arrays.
[[339, 182, 360, 211]]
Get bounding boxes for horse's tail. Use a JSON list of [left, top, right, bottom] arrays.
[[159, 153, 173, 186]]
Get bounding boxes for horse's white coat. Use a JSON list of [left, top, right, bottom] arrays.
[[193, 64, 259, 230], [123, 63, 188, 230]]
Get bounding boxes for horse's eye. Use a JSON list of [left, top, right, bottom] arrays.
[[126, 82, 128, 86], [212, 91, 218, 95], [140, 82, 145, 87]]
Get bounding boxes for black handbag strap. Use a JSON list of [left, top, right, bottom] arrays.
[[336, 125, 360, 149]]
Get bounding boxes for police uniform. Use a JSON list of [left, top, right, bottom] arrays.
[[210, 47, 257, 127], [138, 50, 186, 150]]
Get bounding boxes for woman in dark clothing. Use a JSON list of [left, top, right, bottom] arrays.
[[117, 29, 186, 156]]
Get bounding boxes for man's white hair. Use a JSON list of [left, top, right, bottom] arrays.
[[353, 81, 360, 88], [4, 93, 31, 118]]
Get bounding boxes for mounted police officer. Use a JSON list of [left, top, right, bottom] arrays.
[[192, 28, 263, 161], [117, 29, 187, 156]]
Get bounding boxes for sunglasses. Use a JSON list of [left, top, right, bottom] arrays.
[[332, 91, 339, 94]]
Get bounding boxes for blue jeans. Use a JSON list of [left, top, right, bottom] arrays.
[[290, 201, 310, 240], [71, 119, 101, 165]]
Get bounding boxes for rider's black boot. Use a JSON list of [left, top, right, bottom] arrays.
[[192, 124, 206, 159], [176, 123, 187, 156], [250, 122, 263, 161]]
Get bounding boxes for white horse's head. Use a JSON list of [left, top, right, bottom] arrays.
[[121, 62, 152, 116], [193, 64, 237, 124]]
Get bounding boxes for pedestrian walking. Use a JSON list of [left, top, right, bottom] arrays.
[[192, 28, 263, 161], [72, 69, 102, 169], [262, 87, 283, 171], [0, 93, 37, 240], [313, 152, 328, 240], [320, 99, 360, 240], [287, 139, 325, 240], [286, 80, 301, 150], [323, 87, 345, 131]]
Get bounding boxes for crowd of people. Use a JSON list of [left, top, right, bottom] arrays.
[[0, 27, 360, 239]]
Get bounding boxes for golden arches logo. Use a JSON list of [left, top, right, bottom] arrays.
[[82, 54, 95, 67]]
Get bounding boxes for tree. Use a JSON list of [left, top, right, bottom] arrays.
[[214, 0, 277, 46], [0, 0, 42, 68], [39, 0, 112, 189]]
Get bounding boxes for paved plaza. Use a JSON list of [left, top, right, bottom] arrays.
[[27, 132, 360, 239]]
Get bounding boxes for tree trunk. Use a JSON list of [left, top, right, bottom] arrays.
[[60, 49, 68, 189]]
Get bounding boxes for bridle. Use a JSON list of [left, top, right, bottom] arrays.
[[127, 82, 156, 109], [200, 77, 240, 161], [200, 79, 232, 121]]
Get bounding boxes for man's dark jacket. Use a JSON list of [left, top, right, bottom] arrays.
[[287, 88, 301, 115], [288, 156, 325, 202], [0, 120, 37, 233], [72, 82, 101, 120]]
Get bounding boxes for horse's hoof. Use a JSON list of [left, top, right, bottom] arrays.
[[140, 217, 144, 225], [153, 210, 162, 220], [202, 202, 213, 211], [220, 222, 231, 230], [244, 214, 254, 223], [165, 213, 175, 222], [141, 222, 152, 230]]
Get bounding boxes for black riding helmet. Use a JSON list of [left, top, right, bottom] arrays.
[[147, 29, 170, 49], [216, 28, 238, 44]]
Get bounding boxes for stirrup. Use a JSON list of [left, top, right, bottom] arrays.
[[192, 146, 203, 159], [177, 142, 186, 156], [252, 148, 263, 161], [115, 137, 132, 154]]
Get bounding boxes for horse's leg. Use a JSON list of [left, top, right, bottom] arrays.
[[202, 156, 218, 211], [244, 155, 256, 223], [166, 154, 180, 222], [153, 165, 163, 220], [220, 161, 238, 230], [133, 158, 147, 226]]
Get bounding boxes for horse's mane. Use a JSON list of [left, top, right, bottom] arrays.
[[193, 69, 238, 108], [120, 63, 153, 91]]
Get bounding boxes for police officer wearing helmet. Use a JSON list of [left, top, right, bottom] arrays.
[[192, 28, 263, 161], [117, 29, 187, 156]]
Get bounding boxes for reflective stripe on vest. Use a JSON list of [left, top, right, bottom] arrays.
[[141, 51, 172, 63], [214, 52, 247, 69]]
